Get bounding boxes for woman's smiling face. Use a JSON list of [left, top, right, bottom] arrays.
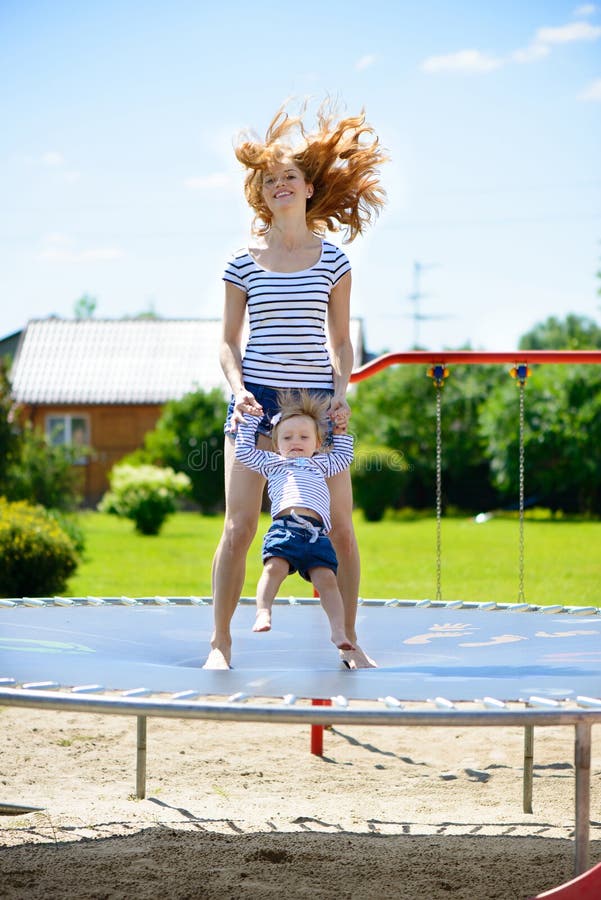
[[261, 161, 310, 212]]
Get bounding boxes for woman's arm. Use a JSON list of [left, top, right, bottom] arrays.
[[221, 281, 263, 428], [327, 271, 353, 423], [221, 281, 247, 394]]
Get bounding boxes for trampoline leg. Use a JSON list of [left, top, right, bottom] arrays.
[[136, 715, 147, 799], [310, 699, 332, 756], [574, 722, 591, 876], [523, 725, 534, 813]]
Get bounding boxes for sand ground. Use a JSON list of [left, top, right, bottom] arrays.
[[1, 707, 600, 899]]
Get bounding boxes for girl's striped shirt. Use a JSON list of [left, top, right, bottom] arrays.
[[223, 240, 351, 389], [234, 414, 353, 533]]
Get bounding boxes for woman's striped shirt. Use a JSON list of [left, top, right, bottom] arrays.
[[223, 240, 351, 389]]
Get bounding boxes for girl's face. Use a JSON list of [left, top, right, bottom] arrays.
[[261, 161, 312, 213], [274, 415, 320, 458]]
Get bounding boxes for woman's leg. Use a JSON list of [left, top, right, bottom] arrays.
[[327, 468, 360, 640], [204, 436, 266, 668], [327, 469, 376, 668]]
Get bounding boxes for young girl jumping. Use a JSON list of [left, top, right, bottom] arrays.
[[234, 390, 355, 652]]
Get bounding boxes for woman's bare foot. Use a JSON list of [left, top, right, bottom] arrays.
[[203, 634, 232, 670], [331, 629, 356, 651], [202, 648, 231, 669], [253, 610, 272, 632], [339, 645, 377, 669]]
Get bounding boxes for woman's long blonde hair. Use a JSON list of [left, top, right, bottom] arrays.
[[234, 99, 388, 242]]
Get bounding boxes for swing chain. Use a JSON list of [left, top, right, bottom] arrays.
[[427, 365, 449, 602], [435, 385, 443, 602], [511, 364, 530, 603], [518, 380, 526, 603]]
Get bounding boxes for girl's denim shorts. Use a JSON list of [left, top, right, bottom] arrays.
[[224, 382, 334, 440]]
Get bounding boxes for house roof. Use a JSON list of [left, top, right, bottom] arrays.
[[10, 317, 365, 405], [0, 329, 22, 363]]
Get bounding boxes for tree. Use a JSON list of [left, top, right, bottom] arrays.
[[124, 388, 228, 513], [6, 422, 84, 511], [73, 293, 97, 319], [0, 361, 22, 493], [350, 363, 503, 512], [130, 304, 159, 320], [479, 364, 601, 514], [0, 362, 83, 511], [480, 314, 601, 515], [519, 314, 601, 350]]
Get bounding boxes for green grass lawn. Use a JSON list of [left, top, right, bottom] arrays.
[[65, 511, 601, 607]]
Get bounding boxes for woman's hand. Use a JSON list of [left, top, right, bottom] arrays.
[[329, 395, 351, 430], [229, 389, 263, 431]]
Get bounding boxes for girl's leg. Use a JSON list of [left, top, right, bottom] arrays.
[[327, 469, 376, 667], [309, 567, 355, 651], [205, 436, 266, 668], [254, 556, 289, 632]]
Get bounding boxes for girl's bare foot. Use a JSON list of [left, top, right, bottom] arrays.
[[253, 610, 272, 632]]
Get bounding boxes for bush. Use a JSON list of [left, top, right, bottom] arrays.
[[5, 422, 85, 511], [0, 498, 79, 597], [98, 464, 191, 535], [351, 444, 410, 522]]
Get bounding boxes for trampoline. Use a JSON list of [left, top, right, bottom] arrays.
[[1, 596, 600, 874], [2, 349, 601, 876]]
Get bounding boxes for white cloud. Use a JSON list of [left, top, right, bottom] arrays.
[[534, 21, 601, 44], [573, 4, 597, 17], [512, 43, 551, 64], [579, 77, 601, 99], [421, 49, 503, 73], [422, 16, 601, 76], [355, 54, 376, 71], [184, 172, 232, 190]]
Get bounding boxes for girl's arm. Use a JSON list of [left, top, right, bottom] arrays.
[[317, 434, 354, 477], [234, 414, 273, 475]]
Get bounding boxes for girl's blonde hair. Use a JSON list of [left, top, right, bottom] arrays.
[[234, 99, 388, 242], [271, 389, 332, 450]]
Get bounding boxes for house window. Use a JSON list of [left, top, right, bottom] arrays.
[[45, 414, 90, 465]]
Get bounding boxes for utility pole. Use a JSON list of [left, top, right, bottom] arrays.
[[407, 260, 441, 348]]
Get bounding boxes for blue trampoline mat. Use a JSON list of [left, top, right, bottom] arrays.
[[1, 602, 600, 702]]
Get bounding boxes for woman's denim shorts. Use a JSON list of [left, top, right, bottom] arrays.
[[224, 382, 334, 440]]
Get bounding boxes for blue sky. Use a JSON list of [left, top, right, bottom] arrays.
[[1, 0, 600, 353]]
